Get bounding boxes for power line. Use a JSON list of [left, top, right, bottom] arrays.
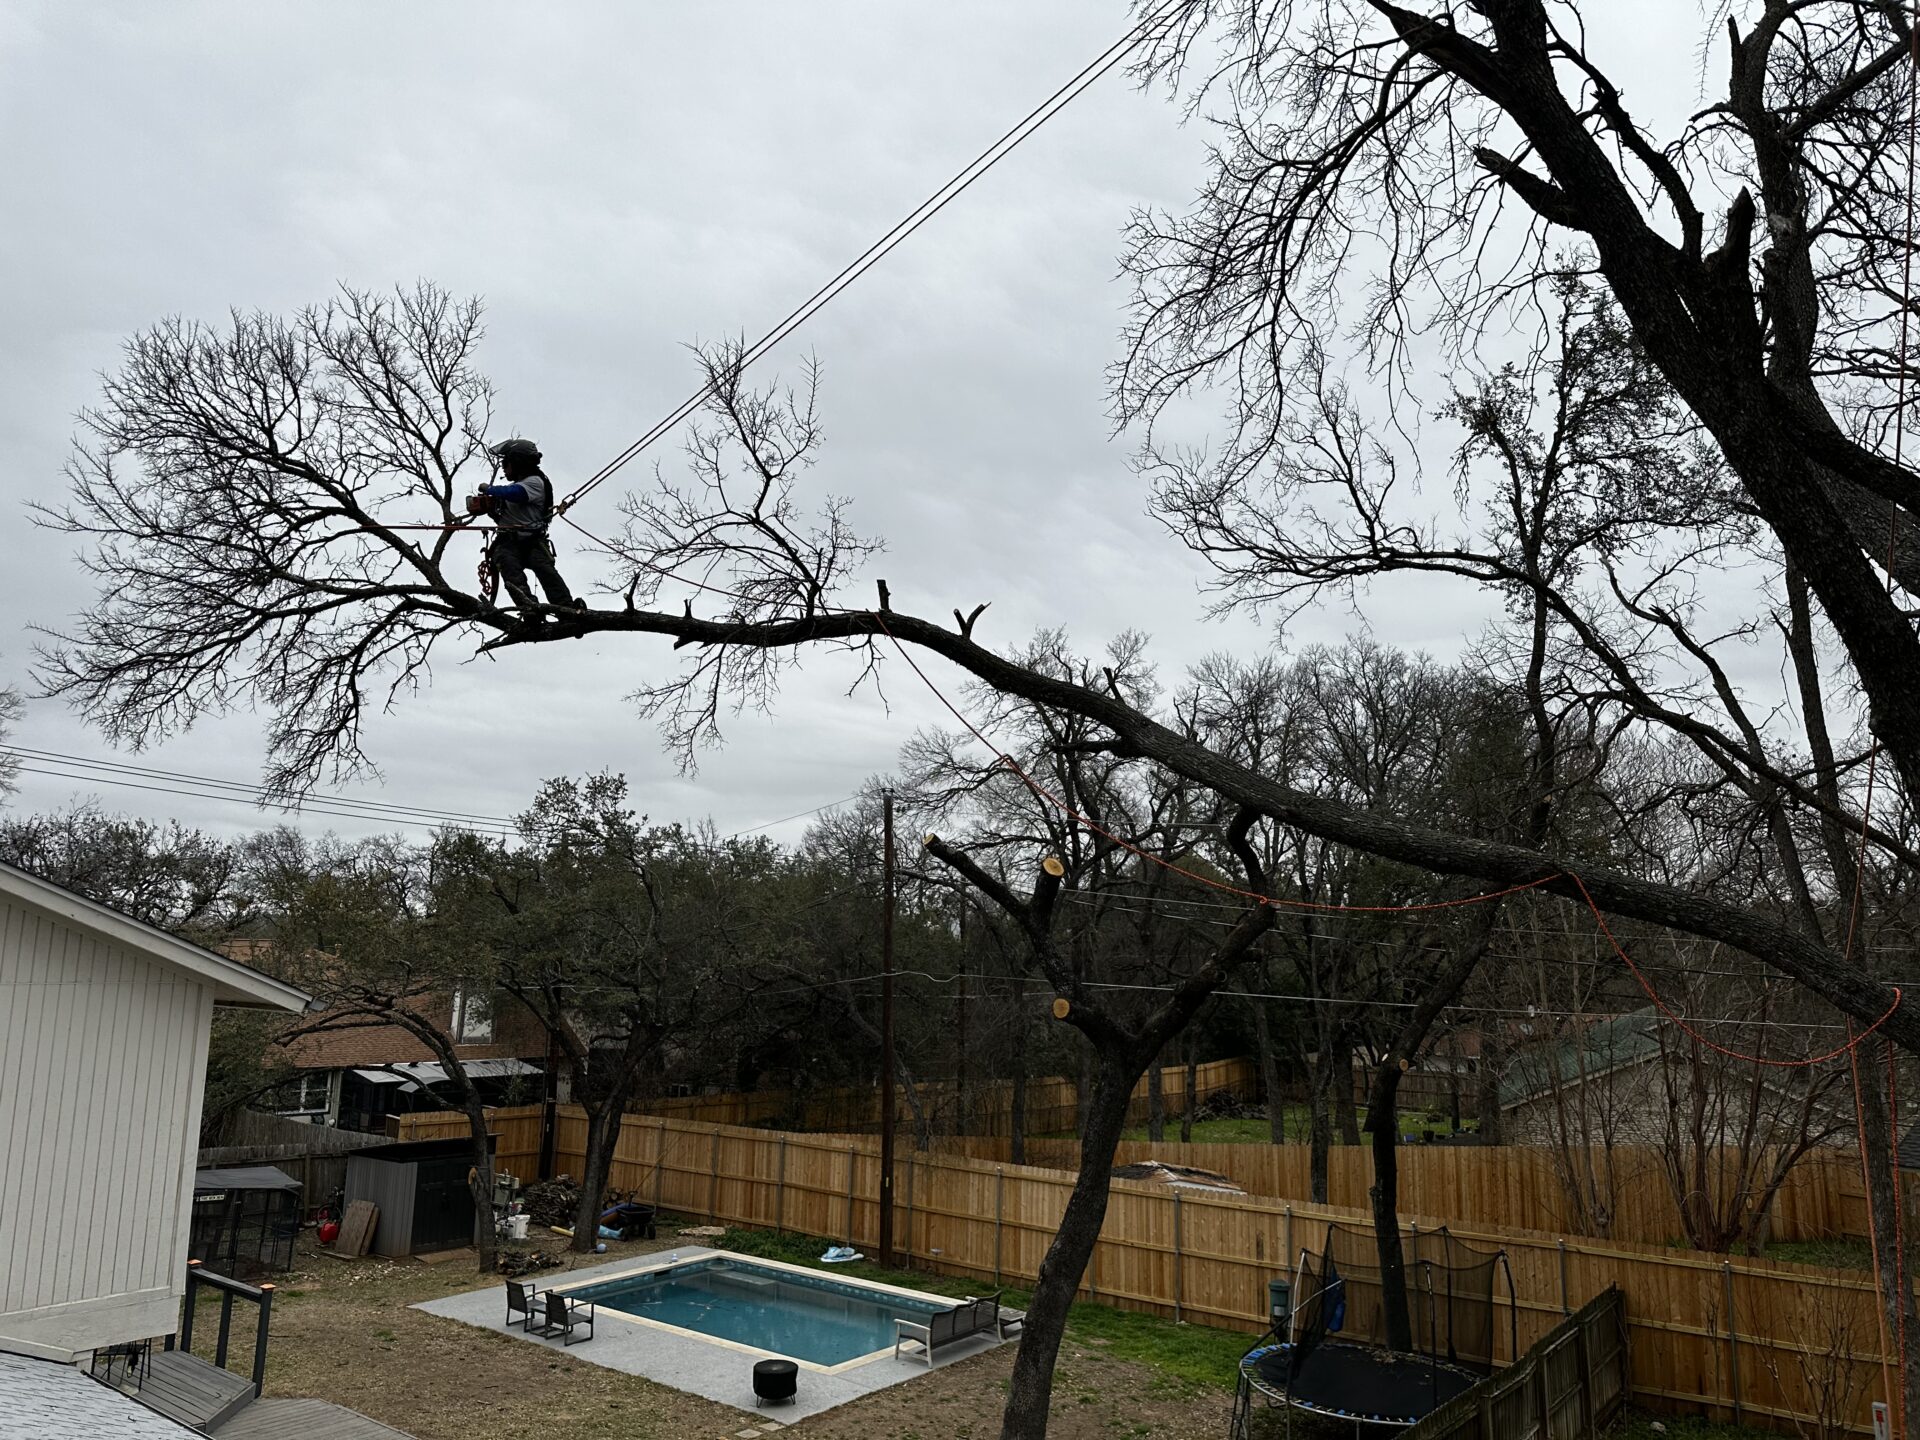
[[4, 745, 515, 827], [559, 0, 1182, 512], [5, 762, 520, 839]]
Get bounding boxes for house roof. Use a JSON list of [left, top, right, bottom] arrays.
[[281, 1020, 534, 1069], [1499, 1007, 1663, 1109], [0, 857, 311, 1013], [0, 1351, 201, 1437]]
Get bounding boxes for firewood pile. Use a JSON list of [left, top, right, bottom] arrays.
[[521, 1177, 581, 1228]]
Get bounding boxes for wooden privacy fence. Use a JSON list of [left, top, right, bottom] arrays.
[[637, 1057, 1255, 1135], [200, 1113, 386, 1218], [1393, 1288, 1630, 1440], [918, 1135, 1895, 1250], [397, 1105, 1901, 1437]]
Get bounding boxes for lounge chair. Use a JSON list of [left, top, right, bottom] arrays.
[[967, 1294, 1026, 1340], [506, 1279, 541, 1331], [893, 1293, 1000, 1366], [535, 1289, 595, 1345]]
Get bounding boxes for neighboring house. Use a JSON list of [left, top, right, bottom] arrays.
[[1497, 1008, 1664, 1143], [268, 987, 549, 1134], [1499, 1006, 1850, 1149], [0, 858, 310, 1362]]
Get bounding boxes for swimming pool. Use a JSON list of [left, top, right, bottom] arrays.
[[560, 1254, 951, 1368]]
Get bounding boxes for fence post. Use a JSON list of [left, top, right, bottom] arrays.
[[251, 1285, 273, 1396], [1173, 1192, 1184, 1325], [775, 1135, 788, 1234], [1284, 1203, 1293, 1264], [178, 1262, 201, 1352], [708, 1128, 721, 1223], [994, 1167, 1005, 1286], [214, 1289, 234, 1369], [1557, 1238, 1570, 1316], [846, 1146, 857, 1247], [1722, 1261, 1742, 1426]]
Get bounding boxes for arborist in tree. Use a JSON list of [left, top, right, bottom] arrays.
[[468, 437, 583, 621]]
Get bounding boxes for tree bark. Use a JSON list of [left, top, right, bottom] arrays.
[[1309, 1040, 1334, 1204], [1366, 1060, 1415, 1352], [1476, 1028, 1504, 1144], [998, 1055, 1140, 1440], [572, 1100, 619, 1252], [1855, 1054, 1920, 1440], [449, 1081, 498, 1275], [1253, 994, 1287, 1143], [1180, 1033, 1198, 1143], [1335, 1046, 1362, 1146]]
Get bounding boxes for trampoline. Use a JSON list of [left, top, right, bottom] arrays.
[[1230, 1224, 1516, 1438], [1239, 1341, 1480, 1427]]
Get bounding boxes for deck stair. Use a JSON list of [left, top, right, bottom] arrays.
[[134, 1350, 257, 1431]]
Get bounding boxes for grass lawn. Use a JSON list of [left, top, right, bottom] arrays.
[[191, 1215, 1246, 1440], [1607, 1407, 1781, 1440], [1762, 1236, 1874, 1269]]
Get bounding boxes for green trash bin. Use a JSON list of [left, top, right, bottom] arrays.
[[1267, 1277, 1291, 1334]]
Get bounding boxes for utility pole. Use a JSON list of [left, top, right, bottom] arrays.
[[879, 788, 896, 1267]]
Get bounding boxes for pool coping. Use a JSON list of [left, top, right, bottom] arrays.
[[549, 1248, 960, 1374]]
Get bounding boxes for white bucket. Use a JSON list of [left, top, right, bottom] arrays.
[[506, 1214, 530, 1241]]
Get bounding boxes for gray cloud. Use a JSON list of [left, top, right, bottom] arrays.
[[4, 1, 1701, 845]]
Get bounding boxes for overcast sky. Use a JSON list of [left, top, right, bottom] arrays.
[[0, 1, 1703, 849]]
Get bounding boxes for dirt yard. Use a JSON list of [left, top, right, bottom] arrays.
[[202, 1226, 1237, 1440]]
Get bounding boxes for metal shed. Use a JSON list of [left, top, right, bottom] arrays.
[[343, 1136, 495, 1258]]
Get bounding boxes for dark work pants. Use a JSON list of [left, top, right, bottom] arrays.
[[490, 530, 575, 616]]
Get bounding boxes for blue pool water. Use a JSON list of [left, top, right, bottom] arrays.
[[569, 1257, 947, 1366]]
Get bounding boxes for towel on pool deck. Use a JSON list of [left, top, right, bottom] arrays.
[[819, 1246, 865, 1263]]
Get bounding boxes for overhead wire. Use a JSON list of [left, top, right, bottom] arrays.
[[556, 0, 1187, 515]]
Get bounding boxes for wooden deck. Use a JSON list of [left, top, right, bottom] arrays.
[[212, 1397, 417, 1439], [134, 1351, 256, 1432]]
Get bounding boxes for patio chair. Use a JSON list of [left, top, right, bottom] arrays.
[[505, 1279, 541, 1332], [535, 1289, 596, 1345]]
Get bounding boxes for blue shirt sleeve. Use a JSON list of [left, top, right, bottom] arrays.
[[482, 483, 530, 501]]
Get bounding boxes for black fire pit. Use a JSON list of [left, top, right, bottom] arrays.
[[752, 1357, 799, 1407]]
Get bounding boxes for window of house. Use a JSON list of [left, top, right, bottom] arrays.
[[452, 986, 493, 1043]]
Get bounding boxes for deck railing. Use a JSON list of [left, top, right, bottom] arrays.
[[166, 1259, 275, 1396]]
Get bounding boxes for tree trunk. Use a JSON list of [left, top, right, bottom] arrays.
[[1366, 1061, 1414, 1352], [1476, 1028, 1504, 1144], [1309, 1042, 1334, 1203], [1076, 1045, 1094, 1137], [1147, 1056, 1165, 1142], [1180, 1034, 1197, 1143], [998, 1055, 1140, 1440], [1855, 1061, 1920, 1440], [1335, 1047, 1362, 1145], [452, 1086, 497, 1275], [1253, 997, 1286, 1143], [572, 1100, 619, 1253], [1009, 1006, 1029, 1167]]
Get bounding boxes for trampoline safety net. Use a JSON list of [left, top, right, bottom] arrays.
[[1292, 1223, 1498, 1377]]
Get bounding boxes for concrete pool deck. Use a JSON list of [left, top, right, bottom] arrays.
[[411, 1248, 1003, 1421]]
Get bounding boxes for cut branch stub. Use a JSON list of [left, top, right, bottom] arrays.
[[1051, 996, 1071, 1020], [1042, 855, 1066, 878]]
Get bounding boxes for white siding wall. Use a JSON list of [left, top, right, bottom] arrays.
[[0, 894, 213, 1357]]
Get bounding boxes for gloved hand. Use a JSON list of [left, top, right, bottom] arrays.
[[465, 493, 493, 517]]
